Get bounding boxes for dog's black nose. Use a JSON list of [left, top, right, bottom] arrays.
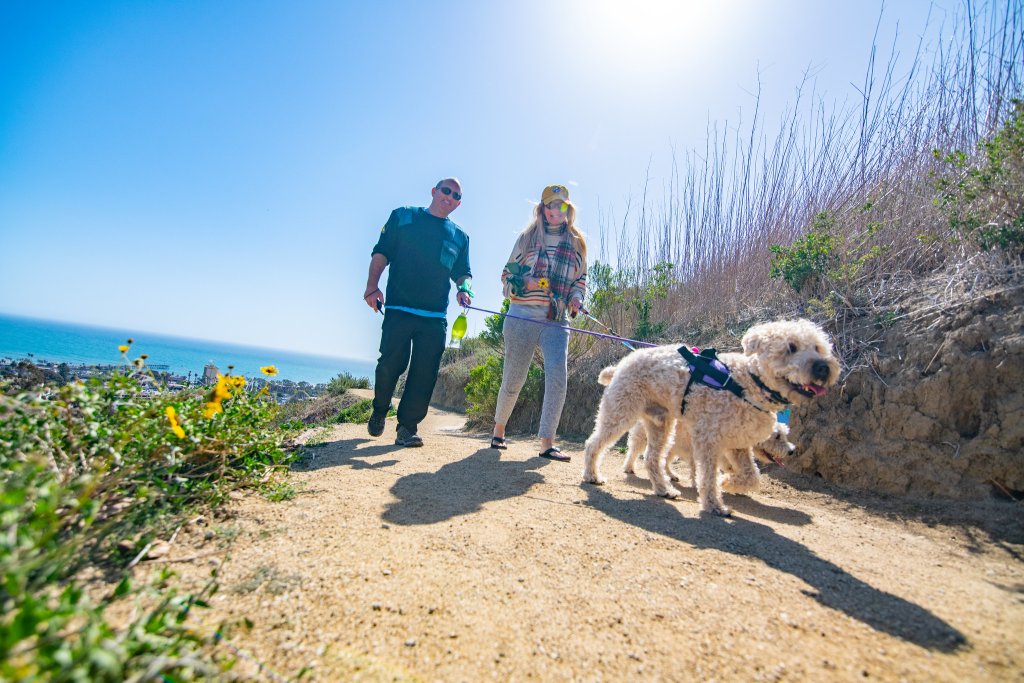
[[812, 360, 831, 381]]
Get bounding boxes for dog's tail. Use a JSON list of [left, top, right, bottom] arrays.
[[598, 366, 617, 386]]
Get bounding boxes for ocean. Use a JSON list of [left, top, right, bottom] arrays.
[[0, 314, 376, 385]]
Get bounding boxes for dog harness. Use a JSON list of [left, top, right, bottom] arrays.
[[677, 346, 790, 414]]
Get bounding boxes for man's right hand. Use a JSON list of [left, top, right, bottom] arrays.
[[364, 288, 382, 311]]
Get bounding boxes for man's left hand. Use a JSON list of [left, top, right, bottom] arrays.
[[456, 291, 471, 307]]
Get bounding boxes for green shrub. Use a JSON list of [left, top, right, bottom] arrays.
[[335, 399, 395, 424], [633, 261, 673, 340], [769, 212, 889, 298], [587, 262, 628, 317], [464, 354, 543, 429], [586, 260, 675, 341], [326, 371, 371, 395], [933, 99, 1024, 254], [478, 298, 510, 350], [769, 212, 839, 294], [0, 355, 297, 679]]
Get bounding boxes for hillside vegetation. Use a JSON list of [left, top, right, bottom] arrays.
[[436, 1, 1023, 500]]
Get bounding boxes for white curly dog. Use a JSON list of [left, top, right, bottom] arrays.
[[622, 417, 795, 486], [582, 319, 840, 516]]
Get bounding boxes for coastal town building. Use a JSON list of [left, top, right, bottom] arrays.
[[202, 363, 219, 385]]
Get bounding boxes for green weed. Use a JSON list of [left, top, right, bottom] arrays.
[[933, 99, 1024, 254], [326, 371, 371, 396], [464, 354, 543, 428], [0, 347, 296, 679], [334, 399, 395, 424]]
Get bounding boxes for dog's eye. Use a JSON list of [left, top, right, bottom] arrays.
[[788, 342, 798, 354]]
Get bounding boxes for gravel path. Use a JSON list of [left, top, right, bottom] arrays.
[[167, 399, 1024, 682]]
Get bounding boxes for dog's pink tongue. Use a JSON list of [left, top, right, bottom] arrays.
[[804, 384, 827, 397]]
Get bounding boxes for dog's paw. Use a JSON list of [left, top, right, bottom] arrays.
[[720, 477, 744, 494], [656, 486, 682, 499], [701, 504, 732, 517], [721, 474, 759, 495], [584, 474, 607, 486]]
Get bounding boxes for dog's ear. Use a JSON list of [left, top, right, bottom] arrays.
[[741, 326, 764, 355]]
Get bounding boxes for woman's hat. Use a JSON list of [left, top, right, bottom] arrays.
[[541, 185, 570, 205]]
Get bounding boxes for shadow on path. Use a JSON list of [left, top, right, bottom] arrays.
[[623, 474, 814, 526], [291, 437, 406, 472], [583, 485, 966, 652], [382, 449, 551, 525]]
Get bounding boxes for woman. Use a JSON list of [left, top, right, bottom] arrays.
[[490, 184, 588, 461]]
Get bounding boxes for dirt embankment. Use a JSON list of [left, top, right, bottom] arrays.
[[795, 270, 1024, 500]]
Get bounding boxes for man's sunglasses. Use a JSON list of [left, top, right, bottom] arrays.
[[437, 186, 462, 201]]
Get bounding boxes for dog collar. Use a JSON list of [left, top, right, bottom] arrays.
[[748, 372, 791, 407]]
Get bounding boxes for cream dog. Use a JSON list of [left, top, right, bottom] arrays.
[[622, 416, 795, 485], [582, 319, 839, 516]]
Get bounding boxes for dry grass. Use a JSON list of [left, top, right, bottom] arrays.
[[586, 1, 1022, 368]]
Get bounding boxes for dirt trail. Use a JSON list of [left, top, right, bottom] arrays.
[[167, 396, 1024, 682]]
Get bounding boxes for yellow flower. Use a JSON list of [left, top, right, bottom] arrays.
[[118, 345, 129, 353], [537, 277, 550, 290], [203, 401, 223, 419], [229, 376, 246, 391], [165, 405, 186, 439], [212, 374, 232, 401], [260, 365, 279, 377], [257, 386, 270, 397]]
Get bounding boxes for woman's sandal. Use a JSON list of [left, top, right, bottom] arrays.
[[538, 447, 570, 462], [490, 436, 508, 450]]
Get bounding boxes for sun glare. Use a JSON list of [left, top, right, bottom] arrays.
[[574, 0, 726, 75]]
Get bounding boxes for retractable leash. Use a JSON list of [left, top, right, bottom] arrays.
[[463, 304, 657, 349], [576, 306, 638, 351], [458, 303, 791, 425]]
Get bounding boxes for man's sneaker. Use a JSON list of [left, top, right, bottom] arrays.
[[367, 410, 387, 437], [395, 424, 423, 448]]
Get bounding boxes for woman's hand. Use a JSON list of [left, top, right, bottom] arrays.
[[568, 298, 582, 317]]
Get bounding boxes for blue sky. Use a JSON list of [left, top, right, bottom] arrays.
[[0, 1, 953, 362]]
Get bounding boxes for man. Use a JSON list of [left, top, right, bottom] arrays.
[[363, 177, 473, 447]]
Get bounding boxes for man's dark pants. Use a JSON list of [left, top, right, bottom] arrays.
[[373, 309, 447, 432]]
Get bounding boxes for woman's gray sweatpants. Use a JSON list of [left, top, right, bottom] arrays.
[[493, 303, 570, 440]]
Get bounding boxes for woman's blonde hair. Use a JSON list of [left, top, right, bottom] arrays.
[[519, 200, 588, 260]]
